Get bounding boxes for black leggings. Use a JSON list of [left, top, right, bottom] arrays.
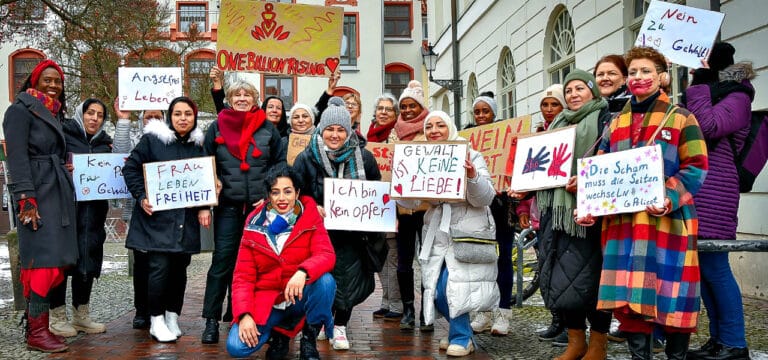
[[147, 252, 192, 316], [49, 273, 95, 309], [334, 308, 353, 326]]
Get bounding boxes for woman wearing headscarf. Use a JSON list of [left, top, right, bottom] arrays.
[[279, 103, 316, 160], [122, 97, 211, 343], [293, 96, 382, 351], [48, 99, 113, 338], [3, 59, 76, 353]]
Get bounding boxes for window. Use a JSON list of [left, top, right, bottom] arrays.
[[125, 48, 180, 67], [466, 74, 478, 127], [186, 50, 216, 114], [10, 0, 45, 22], [547, 7, 575, 85], [341, 14, 358, 67], [384, 63, 413, 99], [325, 0, 357, 5], [178, 3, 207, 32], [384, 3, 411, 38], [498, 48, 515, 119], [9, 49, 45, 101], [263, 75, 295, 111]]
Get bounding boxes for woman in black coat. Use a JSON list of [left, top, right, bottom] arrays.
[[48, 99, 113, 338], [2, 59, 76, 353], [293, 97, 381, 350], [122, 97, 211, 343]]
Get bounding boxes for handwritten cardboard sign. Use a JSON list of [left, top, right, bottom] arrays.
[[118, 67, 183, 110], [576, 145, 665, 216], [634, 0, 725, 69], [510, 126, 576, 192], [143, 156, 218, 211], [217, 1, 343, 77], [72, 153, 131, 201], [459, 115, 532, 191], [390, 141, 468, 201], [365, 142, 394, 182], [286, 133, 311, 165], [323, 179, 396, 232]]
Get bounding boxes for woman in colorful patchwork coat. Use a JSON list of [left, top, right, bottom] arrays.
[[576, 46, 708, 360]]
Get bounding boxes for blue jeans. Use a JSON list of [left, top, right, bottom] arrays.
[[434, 266, 472, 348], [226, 273, 336, 357], [698, 251, 747, 348]]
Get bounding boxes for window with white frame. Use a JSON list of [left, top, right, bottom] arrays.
[[178, 3, 207, 32], [498, 48, 516, 120], [263, 75, 295, 111], [187, 56, 216, 114], [466, 74, 478, 128], [547, 8, 575, 85], [341, 14, 357, 66], [384, 3, 411, 38]]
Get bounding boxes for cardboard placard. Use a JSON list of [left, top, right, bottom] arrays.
[[390, 141, 468, 201], [634, 0, 725, 69], [459, 115, 532, 191], [118, 67, 183, 110], [365, 142, 394, 182], [217, 1, 343, 77], [510, 126, 576, 192], [286, 133, 312, 166], [577, 145, 665, 216], [323, 179, 396, 232], [72, 153, 131, 201], [143, 156, 218, 211]]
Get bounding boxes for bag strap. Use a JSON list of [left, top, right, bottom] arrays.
[[644, 105, 678, 147]]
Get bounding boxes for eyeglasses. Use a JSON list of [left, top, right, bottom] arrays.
[[345, 102, 359, 108], [376, 106, 395, 113]]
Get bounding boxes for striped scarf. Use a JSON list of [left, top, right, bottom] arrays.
[[26, 88, 61, 116], [308, 131, 366, 180]]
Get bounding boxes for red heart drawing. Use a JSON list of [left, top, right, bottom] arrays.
[[382, 194, 390, 204], [393, 184, 403, 195], [325, 57, 340, 74]]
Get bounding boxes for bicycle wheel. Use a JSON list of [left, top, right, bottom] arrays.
[[510, 232, 541, 306]]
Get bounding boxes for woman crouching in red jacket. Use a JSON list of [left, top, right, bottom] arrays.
[[227, 165, 336, 359]]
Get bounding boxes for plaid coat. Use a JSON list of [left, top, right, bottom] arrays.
[[596, 92, 708, 329]]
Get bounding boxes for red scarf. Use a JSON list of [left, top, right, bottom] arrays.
[[393, 109, 429, 141], [26, 88, 61, 116], [366, 119, 396, 142], [215, 107, 266, 171]]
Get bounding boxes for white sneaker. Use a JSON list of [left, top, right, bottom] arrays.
[[164, 311, 182, 337], [446, 342, 475, 357], [331, 325, 350, 350], [490, 308, 510, 336], [149, 315, 177, 342], [439, 337, 449, 350], [317, 325, 327, 340], [470, 311, 491, 333]]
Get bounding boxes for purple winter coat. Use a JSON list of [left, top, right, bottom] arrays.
[[684, 62, 755, 240]]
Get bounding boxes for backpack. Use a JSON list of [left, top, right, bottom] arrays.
[[727, 110, 768, 192]]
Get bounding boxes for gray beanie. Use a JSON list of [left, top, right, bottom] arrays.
[[317, 96, 352, 136]]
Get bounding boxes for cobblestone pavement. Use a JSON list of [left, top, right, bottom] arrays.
[[0, 241, 766, 359]]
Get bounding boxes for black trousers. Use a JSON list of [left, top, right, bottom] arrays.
[[202, 205, 249, 320], [147, 252, 192, 316], [563, 308, 611, 333], [49, 273, 94, 309], [396, 211, 424, 304], [133, 250, 149, 317]]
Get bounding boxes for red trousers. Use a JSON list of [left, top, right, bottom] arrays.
[[614, 307, 696, 334]]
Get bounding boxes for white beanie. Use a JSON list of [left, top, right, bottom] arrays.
[[540, 84, 566, 109], [472, 95, 498, 120], [399, 80, 426, 110]]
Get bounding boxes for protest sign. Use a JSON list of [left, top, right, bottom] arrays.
[[634, 0, 725, 69], [286, 133, 311, 165], [217, 1, 343, 77], [390, 141, 468, 201], [576, 145, 665, 216], [143, 156, 218, 211], [365, 142, 394, 182], [323, 179, 396, 232], [459, 115, 532, 191], [72, 153, 131, 201], [118, 67, 183, 110], [510, 126, 576, 192]]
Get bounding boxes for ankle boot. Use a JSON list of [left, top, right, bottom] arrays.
[[49, 305, 77, 337], [626, 332, 652, 360], [149, 315, 177, 342], [300, 322, 322, 360], [164, 311, 182, 337], [553, 329, 587, 360], [201, 317, 219, 344], [400, 302, 415, 331], [266, 332, 291, 360], [583, 331, 608, 360], [538, 310, 564, 340], [665, 332, 691, 360], [27, 311, 68, 353], [71, 305, 106, 334]]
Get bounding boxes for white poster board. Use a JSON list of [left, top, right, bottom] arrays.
[[118, 67, 183, 110], [576, 145, 665, 217], [511, 126, 576, 192], [390, 141, 468, 201], [143, 156, 218, 211], [72, 153, 131, 201], [323, 179, 396, 232], [634, 0, 725, 69]]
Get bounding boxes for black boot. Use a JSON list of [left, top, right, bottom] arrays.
[[688, 338, 721, 359], [700, 345, 751, 360], [626, 332, 653, 360], [400, 302, 415, 331], [201, 317, 219, 344], [665, 332, 691, 360], [537, 310, 564, 341], [265, 332, 291, 360], [300, 322, 321, 360]]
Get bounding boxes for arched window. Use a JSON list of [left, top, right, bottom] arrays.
[[385, 63, 414, 99], [8, 48, 45, 101], [498, 48, 515, 119], [125, 48, 180, 67], [465, 73, 478, 128], [546, 7, 575, 85], [185, 49, 216, 114]]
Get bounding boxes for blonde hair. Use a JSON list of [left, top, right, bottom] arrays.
[[225, 80, 259, 105]]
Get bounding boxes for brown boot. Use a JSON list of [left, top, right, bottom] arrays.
[[27, 312, 68, 353], [553, 329, 587, 360], [582, 331, 608, 360]]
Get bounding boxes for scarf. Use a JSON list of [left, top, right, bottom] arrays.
[[291, 124, 316, 135], [308, 130, 366, 180], [606, 85, 632, 114], [537, 97, 607, 237], [366, 119, 396, 142], [394, 109, 428, 141], [259, 202, 302, 254], [215, 107, 266, 171], [26, 88, 61, 116]]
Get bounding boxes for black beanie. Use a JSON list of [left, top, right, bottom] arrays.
[[708, 42, 735, 72]]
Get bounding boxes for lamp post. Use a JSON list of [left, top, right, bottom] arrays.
[[422, 0, 462, 129]]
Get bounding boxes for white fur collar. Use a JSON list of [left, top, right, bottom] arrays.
[[143, 119, 204, 146]]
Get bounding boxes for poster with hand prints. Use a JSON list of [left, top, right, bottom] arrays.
[[510, 126, 576, 192], [576, 145, 665, 217]]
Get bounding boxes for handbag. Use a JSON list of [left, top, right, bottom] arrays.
[[452, 237, 498, 264], [362, 232, 389, 273]]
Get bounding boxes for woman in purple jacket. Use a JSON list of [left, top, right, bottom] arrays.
[[682, 42, 753, 360]]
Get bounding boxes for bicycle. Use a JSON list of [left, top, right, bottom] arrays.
[[510, 227, 541, 306]]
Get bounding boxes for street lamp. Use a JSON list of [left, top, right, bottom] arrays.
[[422, 44, 463, 97]]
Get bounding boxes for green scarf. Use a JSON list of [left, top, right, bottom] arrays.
[[537, 97, 607, 237]]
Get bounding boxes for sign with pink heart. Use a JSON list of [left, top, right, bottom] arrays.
[[323, 179, 396, 232], [390, 141, 468, 201]]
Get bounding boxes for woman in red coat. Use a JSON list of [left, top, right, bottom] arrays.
[[226, 165, 336, 360]]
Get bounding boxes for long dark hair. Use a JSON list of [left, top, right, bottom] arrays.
[[261, 95, 289, 137], [167, 96, 198, 135]]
